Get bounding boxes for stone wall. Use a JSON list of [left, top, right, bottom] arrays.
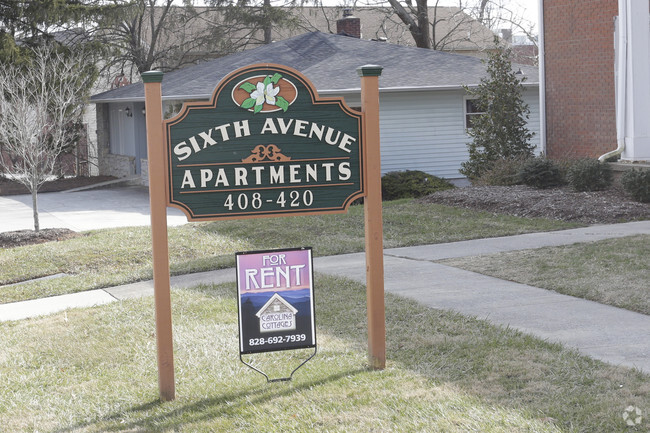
[[140, 158, 149, 186], [103, 153, 136, 178], [83, 104, 99, 176]]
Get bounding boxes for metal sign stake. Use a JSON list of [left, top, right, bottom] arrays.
[[240, 348, 318, 383]]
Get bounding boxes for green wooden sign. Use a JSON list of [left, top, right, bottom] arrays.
[[165, 64, 364, 220]]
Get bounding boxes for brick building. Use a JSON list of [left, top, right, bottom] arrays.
[[541, 0, 650, 161]]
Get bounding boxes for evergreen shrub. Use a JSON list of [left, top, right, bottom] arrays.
[[621, 169, 650, 203], [460, 43, 535, 180], [566, 159, 613, 192], [381, 170, 454, 201], [518, 157, 564, 189]]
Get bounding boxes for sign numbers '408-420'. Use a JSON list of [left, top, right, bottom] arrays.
[[224, 190, 314, 211]]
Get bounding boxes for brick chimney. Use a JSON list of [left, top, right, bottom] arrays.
[[337, 8, 361, 38]]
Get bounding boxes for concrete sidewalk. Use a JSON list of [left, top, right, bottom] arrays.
[[1, 221, 648, 374]]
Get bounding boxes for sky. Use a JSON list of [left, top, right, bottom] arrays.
[[501, 0, 539, 32]]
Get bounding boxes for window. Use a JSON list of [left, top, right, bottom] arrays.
[[464, 98, 485, 129]]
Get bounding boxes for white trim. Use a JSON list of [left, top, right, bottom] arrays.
[[319, 82, 538, 95], [538, 0, 547, 154], [462, 95, 484, 130], [91, 94, 213, 103], [92, 83, 540, 103]]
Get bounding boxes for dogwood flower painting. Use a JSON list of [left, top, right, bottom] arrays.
[[239, 73, 290, 113]]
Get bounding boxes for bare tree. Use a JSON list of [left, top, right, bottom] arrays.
[[358, 0, 535, 52], [387, 1, 491, 50], [468, 0, 536, 44], [0, 45, 89, 231], [94, 0, 206, 77], [94, 0, 297, 80], [382, 0, 433, 48], [347, 0, 486, 49]]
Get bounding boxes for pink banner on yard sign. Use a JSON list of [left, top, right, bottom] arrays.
[[237, 248, 312, 294]]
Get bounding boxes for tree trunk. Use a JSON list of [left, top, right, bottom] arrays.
[[386, 0, 432, 48], [478, 0, 489, 24], [263, 0, 272, 44], [31, 187, 40, 232], [416, 0, 431, 49]]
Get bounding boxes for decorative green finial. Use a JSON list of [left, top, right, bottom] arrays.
[[357, 65, 383, 77], [142, 71, 163, 83]]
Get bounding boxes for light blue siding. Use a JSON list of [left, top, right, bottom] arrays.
[[343, 86, 541, 179]]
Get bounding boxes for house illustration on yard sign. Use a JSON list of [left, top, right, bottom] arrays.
[[256, 293, 298, 333]]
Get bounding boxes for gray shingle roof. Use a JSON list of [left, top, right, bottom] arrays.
[[91, 31, 538, 103]]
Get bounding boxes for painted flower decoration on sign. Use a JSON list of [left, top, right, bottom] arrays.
[[239, 73, 290, 113]]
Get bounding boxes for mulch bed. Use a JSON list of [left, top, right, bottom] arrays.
[[419, 185, 650, 224], [0, 228, 80, 249], [1, 178, 649, 249]]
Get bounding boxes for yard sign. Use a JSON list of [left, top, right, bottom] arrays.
[[142, 64, 385, 402], [236, 247, 316, 355]]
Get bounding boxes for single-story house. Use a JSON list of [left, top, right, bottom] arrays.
[[91, 31, 540, 182]]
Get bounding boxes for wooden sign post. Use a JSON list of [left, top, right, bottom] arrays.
[[142, 71, 175, 402], [141, 64, 385, 401], [358, 65, 385, 370]]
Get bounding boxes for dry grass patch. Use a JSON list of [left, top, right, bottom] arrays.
[[439, 235, 650, 314], [3, 276, 648, 431], [0, 283, 566, 433], [0, 199, 578, 304]]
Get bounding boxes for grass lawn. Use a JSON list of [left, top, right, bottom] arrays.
[[0, 275, 648, 432], [440, 234, 650, 315], [0, 199, 580, 304]]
